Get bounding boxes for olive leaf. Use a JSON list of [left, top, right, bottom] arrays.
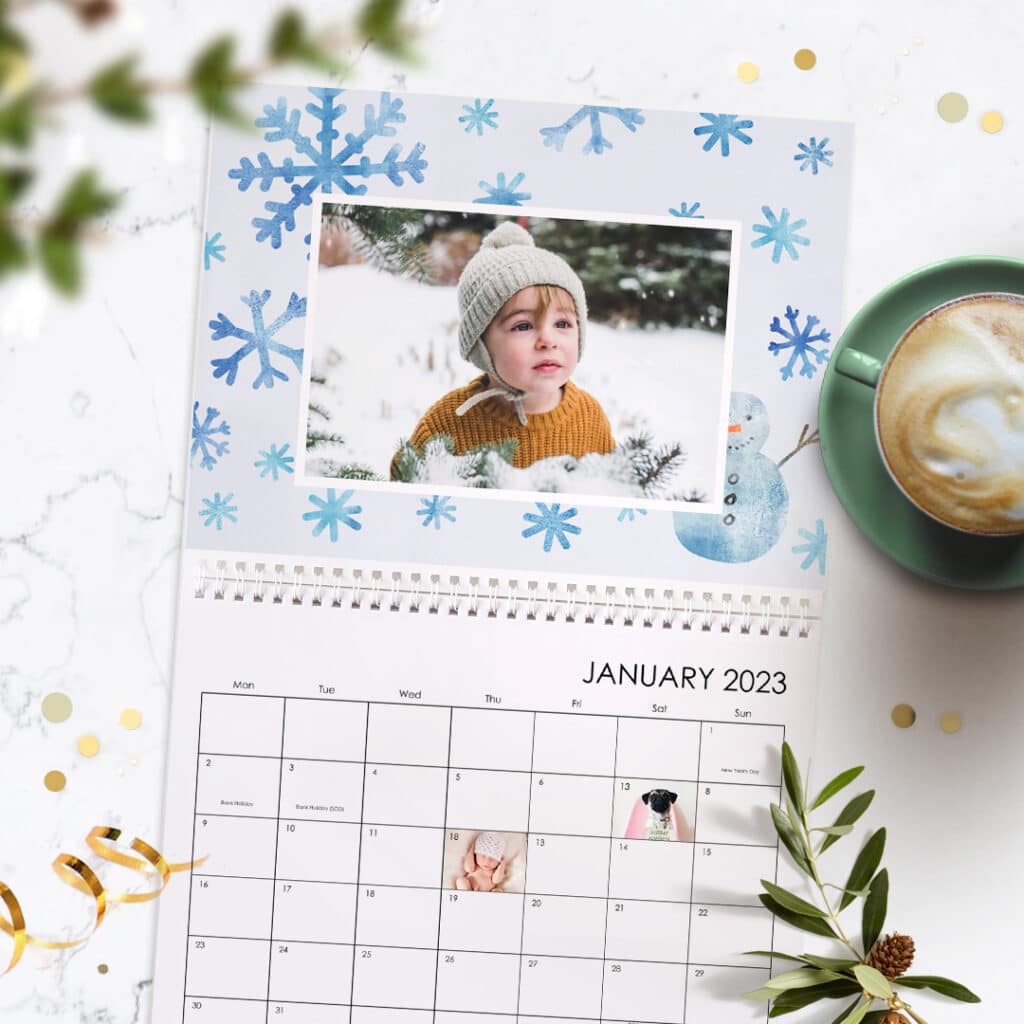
[[781, 741, 805, 815], [758, 893, 838, 939], [88, 55, 151, 122], [770, 803, 812, 876], [836, 999, 873, 1024], [853, 964, 893, 1000], [839, 829, 886, 911], [894, 975, 981, 1002], [760, 880, 828, 918], [810, 765, 865, 810], [763, 967, 842, 991], [819, 790, 875, 854], [766, 978, 862, 1017], [861, 868, 888, 953]]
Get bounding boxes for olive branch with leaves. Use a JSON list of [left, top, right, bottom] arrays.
[[744, 743, 979, 1023], [0, 0, 414, 293]]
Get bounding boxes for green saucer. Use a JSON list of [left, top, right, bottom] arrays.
[[818, 255, 1024, 589]]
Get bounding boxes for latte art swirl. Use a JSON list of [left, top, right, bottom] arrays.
[[876, 294, 1024, 533]]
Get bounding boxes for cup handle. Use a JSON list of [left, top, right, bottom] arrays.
[[834, 347, 884, 388]]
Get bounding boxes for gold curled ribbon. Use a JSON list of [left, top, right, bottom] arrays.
[[0, 826, 205, 974], [85, 827, 205, 904]]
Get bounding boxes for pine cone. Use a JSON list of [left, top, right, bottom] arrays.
[[880, 1014, 910, 1024], [867, 932, 916, 978]]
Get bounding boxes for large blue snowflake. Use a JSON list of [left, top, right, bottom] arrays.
[[203, 231, 226, 270], [303, 488, 362, 541], [190, 402, 231, 470], [794, 136, 834, 175], [522, 503, 581, 552], [254, 442, 295, 480], [793, 519, 827, 574], [751, 206, 810, 264], [693, 113, 754, 157], [769, 305, 832, 380], [199, 491, 238, 530], [459, 98, 499, 135], [417, 495, 457, 530], [474, 172, 532, 206], [540, 105, 645, 155], [209, 289, 306, 389], [669, 201, 704, 219], [229, 88, 428, 249]]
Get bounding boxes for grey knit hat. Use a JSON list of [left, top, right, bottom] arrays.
[[455, 221, 588, 424]]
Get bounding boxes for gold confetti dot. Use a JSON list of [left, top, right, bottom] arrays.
[[939, 711, 962, 734], [891, 704, 916, 728], [901, 47, 911, 56], [891, 96, 900, 104], [119, 708, 142, 731], [981, 110, 1004, 133], [97, 963, 109, 975], [42, 692, 72, 724], [794, 48, 817, 71], [737, 61, 760, 84], [43, 770, 66, 792], [937, 92, 969, 123], [78, 735, 100, 758]]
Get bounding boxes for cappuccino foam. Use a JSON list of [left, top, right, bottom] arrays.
[[876, 294, 1024, 534]]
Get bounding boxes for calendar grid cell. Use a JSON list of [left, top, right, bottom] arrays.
[[184, 694, 784, 1024]]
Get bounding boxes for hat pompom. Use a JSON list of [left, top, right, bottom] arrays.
[[481, 221, 534, 250]]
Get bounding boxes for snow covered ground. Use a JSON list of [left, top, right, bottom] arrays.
[[304, 264, 730, 498]]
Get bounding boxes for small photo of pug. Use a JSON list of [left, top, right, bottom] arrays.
[[614, 779, 696, 842]]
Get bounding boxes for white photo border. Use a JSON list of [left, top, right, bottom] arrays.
[[296, 194, 742, 515]]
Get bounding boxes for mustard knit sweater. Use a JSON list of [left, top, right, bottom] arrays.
[[400, 376, 615, 472]]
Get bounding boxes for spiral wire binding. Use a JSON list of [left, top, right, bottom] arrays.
[[194, 560, 815, 638]]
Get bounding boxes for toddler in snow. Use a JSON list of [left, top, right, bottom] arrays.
[[393, 221, 614, 475], [456, 831, 508, 892]]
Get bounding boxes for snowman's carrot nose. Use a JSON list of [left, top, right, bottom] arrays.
[[728, 423, 742, 432]]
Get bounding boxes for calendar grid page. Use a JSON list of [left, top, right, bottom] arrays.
[[152, 555, 823, 1024]]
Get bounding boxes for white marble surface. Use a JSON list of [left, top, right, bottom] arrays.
[[1, 0, 1021, 1020]]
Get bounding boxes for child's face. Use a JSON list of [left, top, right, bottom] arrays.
[[483, 286, 580, 405], [476, 853, 500, 870]]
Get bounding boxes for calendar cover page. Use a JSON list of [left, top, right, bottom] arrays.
[[186, 85, 850, 590]]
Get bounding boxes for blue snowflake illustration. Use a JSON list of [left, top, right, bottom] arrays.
[[459, 98, 499, 135], [522, 503, 582, 552], [693, 113, 754, 157], [303, 488, 363, 541], [304, 232, 312, 261], [190, 402, 231, 470], [617, 507, 649, 523], [750, 206, 810, 264], [769, 305, 833, 381], [417, 495, 457, 530], [794, 136, 834, 175], [199, 491, 238, 531], [254, 442, 295, 480], [474, 172, 532, 206], [793, 519, 827, 574], [209, 289, 306, 389], [669, 201, 704, 219], [540, 105, 645, 155], [229, 88, 428, 249], [203, 231, 226, 269]]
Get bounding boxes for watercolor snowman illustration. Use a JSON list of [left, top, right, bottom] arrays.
[[673, 392, 795, 563]]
